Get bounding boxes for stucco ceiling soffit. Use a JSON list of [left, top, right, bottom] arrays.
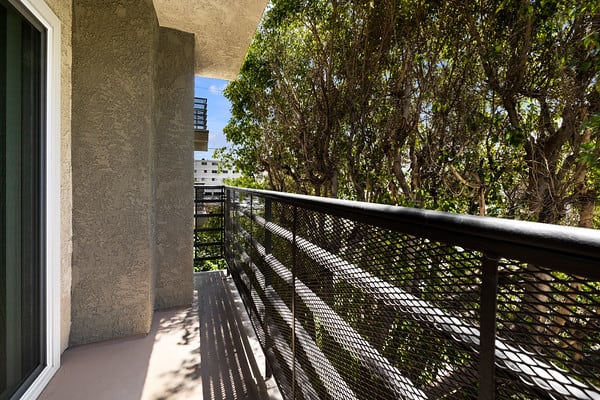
[[153, 0, 267, 81]]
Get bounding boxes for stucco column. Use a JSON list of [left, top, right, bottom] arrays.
[[154, 27, 194, 309], [70, 0, 159, 345], [43, 0, 73, 353]]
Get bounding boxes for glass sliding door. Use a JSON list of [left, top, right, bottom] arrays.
[[0, 0, 46, 398]]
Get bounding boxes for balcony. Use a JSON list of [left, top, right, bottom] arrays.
[[43, 185, 599, 400], [40, 270, 281, 400], [194, 97, 209, 151]]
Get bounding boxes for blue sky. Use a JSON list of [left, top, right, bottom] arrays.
[[194, 76, 232, 159]]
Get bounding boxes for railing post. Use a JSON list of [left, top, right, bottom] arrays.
[[220, 185, 225, 260], [479, 252, 499, 400], [264, 199, 272, 255], [224, 187, 230, 274], [250, 193, 253, 268], [291, 206, 297, 399], [264, 198, 273, 378]]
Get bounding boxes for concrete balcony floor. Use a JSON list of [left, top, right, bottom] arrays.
[[40, 271, 281, 400]]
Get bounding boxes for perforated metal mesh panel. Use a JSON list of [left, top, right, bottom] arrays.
[[224, 187, 600, 400], [494, 262, 600, 399]]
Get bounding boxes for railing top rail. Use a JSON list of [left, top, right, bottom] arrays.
[[225, 185, 600, 278], [195, 184, 225, 190]]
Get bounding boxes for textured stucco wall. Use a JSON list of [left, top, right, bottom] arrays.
[[154, 27, 194, 309], [44, 0, 73, 353], [70, 0, 159, 345]]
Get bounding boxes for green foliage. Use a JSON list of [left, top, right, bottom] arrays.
[[223, 174, 266, 189], [223, 0, 600, 227], [194, 258, 226, 272], [194, 204, 226, 272]]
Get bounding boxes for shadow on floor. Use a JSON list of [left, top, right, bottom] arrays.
[[39, 270, 272, 400], [197, 271, 269, 400]]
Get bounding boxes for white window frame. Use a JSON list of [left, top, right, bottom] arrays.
[[14, 0, 62, 398]]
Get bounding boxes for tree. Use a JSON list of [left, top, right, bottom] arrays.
[[221, 2, 600, 395], [223, 0, 600, 228]]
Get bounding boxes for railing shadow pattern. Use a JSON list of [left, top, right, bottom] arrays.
[[222, 186, 600, 400], [197, 271, 266, 400]]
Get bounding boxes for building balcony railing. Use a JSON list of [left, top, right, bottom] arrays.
[[194, 97, 209, 151], [193, 97, 208, 131], [194, 185, 600, 399]]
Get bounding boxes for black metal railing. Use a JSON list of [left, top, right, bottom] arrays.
[[194, 185, 224, 266], [194, 97, 207, 131], [223, 185, 600, 400]]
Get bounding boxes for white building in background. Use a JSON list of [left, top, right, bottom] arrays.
[[194, 159, 241, 185]]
